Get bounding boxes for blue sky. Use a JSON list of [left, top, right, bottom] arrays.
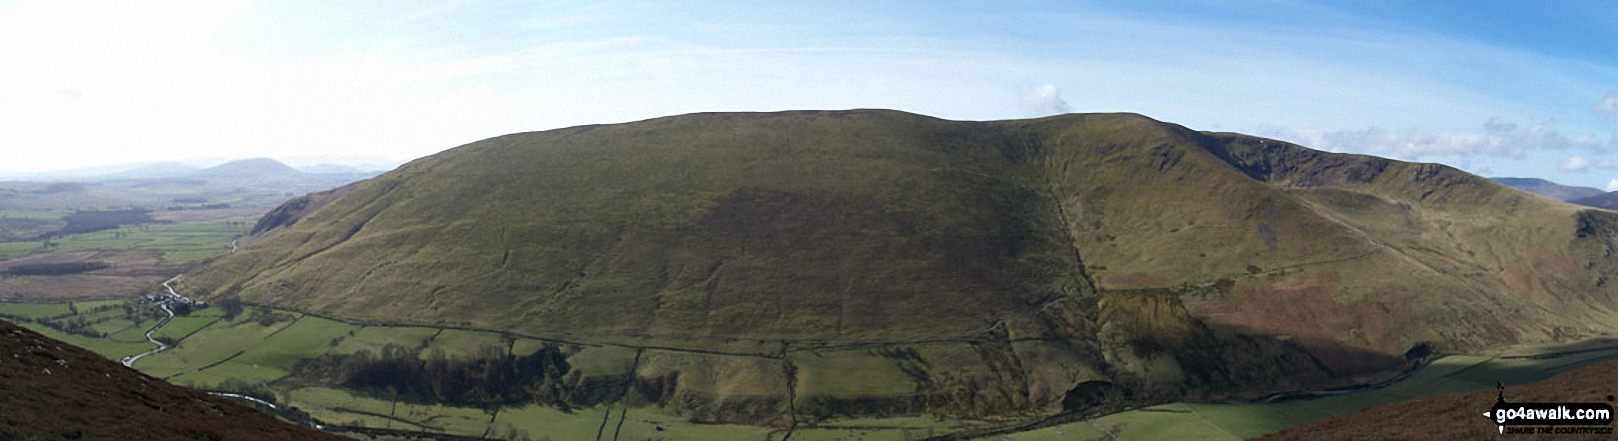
[[1, 1, 1615, 189]]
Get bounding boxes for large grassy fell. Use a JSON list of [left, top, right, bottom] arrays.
[[179, 110, 1618, 422]]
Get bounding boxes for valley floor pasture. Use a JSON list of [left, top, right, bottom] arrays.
[[3, 298, 1614, 440], [0, 217, 253, 301]]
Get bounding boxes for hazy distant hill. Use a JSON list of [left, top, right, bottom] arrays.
[[189, 158, 304, 180], [0, 162, 200, 182], [297, 163, 365, 174], [0, 320, 343, 440], [1490, 177, 1618, 210], [98, 161, 201, 180], [1570, 192, 1618, 210], [176, 158, 381, 195], [1492, 177, 1604, 201], [0, 158, 390, 184], [181, 110, 1618, 420]]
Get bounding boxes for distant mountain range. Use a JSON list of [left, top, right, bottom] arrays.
[[0, 158, 401, 183], [1490, 177, 1604, 201], [0, 157, 396, 217], [1568, 192, 1618, 210], [1491, 177, 1618, 210], [296, 163, 368, 174]]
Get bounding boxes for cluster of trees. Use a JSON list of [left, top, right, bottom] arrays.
[[337, 343, 572, 406], [36, 316, 101, 337], [34, 182, 85, 194], [216, 298, 245, 320], [245, 307, 293, 326], [165, 203, 232, 211], [121, 300, 167, 323], [44, 209, 163, 238]]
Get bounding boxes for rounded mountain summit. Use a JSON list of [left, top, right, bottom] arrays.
[[180, 109, 1618, 412]]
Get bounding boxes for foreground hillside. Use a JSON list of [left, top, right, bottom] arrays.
[[1261, 359, 1618, 440], [0, 319, 343, 440], [180, 110, 1618, 424]]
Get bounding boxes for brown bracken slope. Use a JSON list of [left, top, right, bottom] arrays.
[[1260, 360, 1618, 441], [0, 320, 345, 441]]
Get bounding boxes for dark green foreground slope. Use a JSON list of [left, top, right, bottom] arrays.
[[179, 110, 1618, 423], [0, 320, 344, 440]]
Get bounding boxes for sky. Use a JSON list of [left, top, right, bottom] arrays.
[[1, 1, 1616, 188]]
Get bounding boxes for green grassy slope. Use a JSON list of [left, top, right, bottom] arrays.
[[178, 110, 1618, 422], [190, 110, 1088, 343]]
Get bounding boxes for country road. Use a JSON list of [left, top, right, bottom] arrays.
[[121, 275, 334, 431], [120, 300, 172, 367], [119, 276, 185, 368]]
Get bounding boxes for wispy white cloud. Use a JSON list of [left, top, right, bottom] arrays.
[[1597, 90, 1618, 117], [1561, 156, 1592, 172], [1267, 119, 1617, 161], [0, 0, 1614, 180], [1606, 179, 1618, 192], [1022, 83, 1072, 116]]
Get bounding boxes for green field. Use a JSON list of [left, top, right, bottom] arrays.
[[0, 300, 161, 359], [228, 316, 359, 372], [139, 309, 305, 383], [89, 316, 140, 336], [791, 415, 970, 441], [0, 301, 73, 319], [328, 325, 438, 355], [37, 219, 251, 263], [560, 345, 639, 377], [0, 214, 250, 262], [152, 313, 222, 341], [423, 328, 505, 358], [19, 322, 155, 360], [290, 387, 496, 434], [490, 403, 613, 440], [791, 349, 918, 399]]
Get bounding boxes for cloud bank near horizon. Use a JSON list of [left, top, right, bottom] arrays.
[[0, 1, 1613, 187]]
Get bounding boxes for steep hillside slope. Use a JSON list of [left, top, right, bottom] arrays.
[[179, 110, 1618, 420], [0, 320, 344, 440]]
